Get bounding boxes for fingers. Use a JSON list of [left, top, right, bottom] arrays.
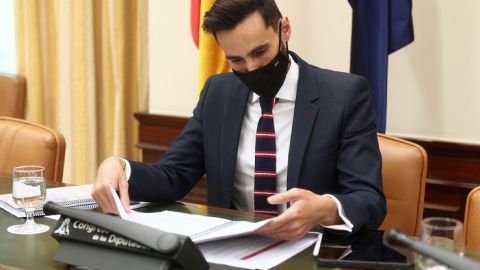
[[256, 228, 307, 240], [267, 188, 303, 205], [118, 177, 131, 213], [254, 216, 310, 240], [254, 188, 325, 240], [92, 182, 120, 215], [254, 207, 305, 239], [91, 157, 130, 215]]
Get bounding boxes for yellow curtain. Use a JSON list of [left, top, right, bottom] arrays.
[[197, 0, 231, 95], [13, 0, 148, 185]]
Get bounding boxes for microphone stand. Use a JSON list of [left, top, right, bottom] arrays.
[[386, 229, 480, 270]]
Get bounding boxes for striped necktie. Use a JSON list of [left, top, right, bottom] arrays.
[[254, 97, 279, 215]]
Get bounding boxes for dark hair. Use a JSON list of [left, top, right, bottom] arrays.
[[202, 0, 282, 38]]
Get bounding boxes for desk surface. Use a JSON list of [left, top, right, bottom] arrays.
[[0, 178, 324, 270]]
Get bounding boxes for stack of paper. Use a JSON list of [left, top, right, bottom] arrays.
[[110, 186, 318, 269], [0, 184, 97, 218]]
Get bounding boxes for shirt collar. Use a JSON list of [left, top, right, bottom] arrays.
[[249, 54, 299, 103]]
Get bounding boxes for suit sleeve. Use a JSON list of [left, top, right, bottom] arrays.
[[124, 77, 214, 203], [333, 76, 387, 232]]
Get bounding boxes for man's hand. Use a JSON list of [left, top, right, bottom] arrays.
[[253, 188, 341, 240], [91, 157, 131, 215]]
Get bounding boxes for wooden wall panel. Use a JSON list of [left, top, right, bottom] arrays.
[[408, 139, 480, 221], [134, 112, 207, 205]]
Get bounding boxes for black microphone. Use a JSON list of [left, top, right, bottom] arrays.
[[43, 201, 208, 270], [44, 201, 180, 254], [386, 229, 480, 270]]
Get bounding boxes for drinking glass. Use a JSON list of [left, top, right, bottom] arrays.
[[7, 165, 50, 234], [418, 217, 464, 270]]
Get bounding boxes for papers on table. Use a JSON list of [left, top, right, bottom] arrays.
[[126, 209, 273, 243], [0, 184, 97, 218], [110, 185, 319, 269], [199, 233, 318, 269]]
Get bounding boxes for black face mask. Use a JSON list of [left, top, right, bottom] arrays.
[[232, 22, 289, 100]]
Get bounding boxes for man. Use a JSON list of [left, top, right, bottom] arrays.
[[92, 0, 386, 240]]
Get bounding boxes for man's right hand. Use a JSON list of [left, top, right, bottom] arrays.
[[91, 156, 131, 215]]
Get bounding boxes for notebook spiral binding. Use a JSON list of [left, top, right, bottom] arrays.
[[33, 198, 98, 217], [32, 199, 141, 217], [190, 219, 241, 242]]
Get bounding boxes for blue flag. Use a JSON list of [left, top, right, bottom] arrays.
[[348, 0, 414, 133]]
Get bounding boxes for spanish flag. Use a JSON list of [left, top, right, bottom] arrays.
[[191, 0, 231, 96]]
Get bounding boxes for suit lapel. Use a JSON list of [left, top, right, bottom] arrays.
[[287, 53, 319, 189], [219, 87, 249, 206]]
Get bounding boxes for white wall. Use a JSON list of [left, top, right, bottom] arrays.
[[387, 1, 480, 144], [149, 0, 480, 145], [149, 0, 199, 117]]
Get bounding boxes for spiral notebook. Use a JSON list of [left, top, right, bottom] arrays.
[[0, 184, 99, 218]]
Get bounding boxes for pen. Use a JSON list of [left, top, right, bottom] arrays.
[[312, 233, 323, 256]]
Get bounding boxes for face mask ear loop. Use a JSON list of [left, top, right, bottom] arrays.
[[278, 20, 289, 56], [278, 21, 282, 51]]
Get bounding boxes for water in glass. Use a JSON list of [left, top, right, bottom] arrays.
[[7, 166, 50, 234]]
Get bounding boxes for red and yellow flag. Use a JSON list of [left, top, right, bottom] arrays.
[[191, 0, 231, 96]]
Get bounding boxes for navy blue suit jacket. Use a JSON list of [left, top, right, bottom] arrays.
[[127, 52, 386, 232]]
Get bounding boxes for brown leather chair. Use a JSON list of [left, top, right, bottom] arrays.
[[0, 73, 26, 118], [377, 133, 428, 237], [0, 117, 66, 183], [464, 186, 480, 251]]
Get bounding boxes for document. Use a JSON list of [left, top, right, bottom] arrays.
[[110, 186, 318, 269], [198, 233, 318, 269], [112, 186, 272, 243], [0, 184, 97, 218]]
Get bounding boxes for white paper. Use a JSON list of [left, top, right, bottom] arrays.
[[109, 185, 273, 243], [0, 184, 95, 218], [109, 185, 318, 269], [45, 184, 94, 202], [0, 184, 93, 209], [198, 233, 318, 270]]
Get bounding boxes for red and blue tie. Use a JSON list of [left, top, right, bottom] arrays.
[[254, 97, 279, 215]]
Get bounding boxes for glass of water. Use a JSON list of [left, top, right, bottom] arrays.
[[418, 217, 464, 270], [7, 165, 50, 234]]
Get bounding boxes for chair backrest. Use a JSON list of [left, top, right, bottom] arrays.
[[464, 186, 480, 250], [0, 117, 66, 183], [0, 73, 26, 119], [377, 133, 428, 237]]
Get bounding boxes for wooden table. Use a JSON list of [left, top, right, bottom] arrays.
[[0, 177, 323, 270], [3, 177, 479, 270]]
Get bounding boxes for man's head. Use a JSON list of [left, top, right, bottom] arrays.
[[202, 0, 291, 99], [202, 0, 283, 39], [202, 0, 291, 71]]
